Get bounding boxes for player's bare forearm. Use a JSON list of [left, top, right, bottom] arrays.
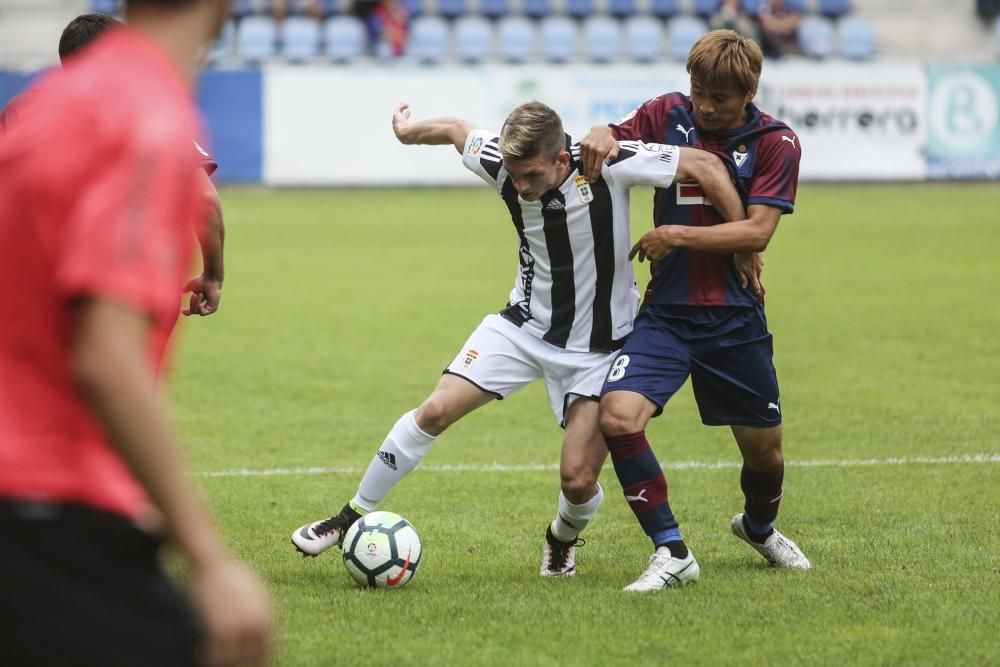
[[677, 148, 746, 223], [72, 298, 230, 570], [198, 172, 225, 283], [392, 102, 474, 153], [631, 206, 780, 263], [669, 205, 781, 253]]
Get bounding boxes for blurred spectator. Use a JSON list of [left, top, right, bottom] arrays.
[[710, 0, 760, 42], [755, 0, 804, 58], [367, 0, 410, 57], [271, 0, 324, 21]]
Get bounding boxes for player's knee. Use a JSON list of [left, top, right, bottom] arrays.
[[598, 404, 637, 438], [560, 467, 599, 502], [413, 397, 455, 436]]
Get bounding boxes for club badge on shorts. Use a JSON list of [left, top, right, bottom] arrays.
[[575, 175, 594, 204]]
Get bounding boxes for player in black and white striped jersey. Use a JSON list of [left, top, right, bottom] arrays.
[[292, 101, 747, 578]]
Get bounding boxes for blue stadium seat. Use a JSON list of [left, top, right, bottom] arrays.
[[401, 0, 424, 18], [437, 0, 468, 20], [480, 0, 511, 19], [281, 16, 321, 61], [583, 16, 620, 63], [230, 0, 255, 19], [624, 15, 662, 62], [565, 0, 596, 19], [608, 0, 637, 18], [237, 16, 278, 63], [667, 16, 707, 61], [323, 16, 366, 62], [91, 0, 120, 14], [540, 16, 577, 63], [454, 16, 492, 63], [407, 15, 450, 63], [497, 16, 536, 62], [818, 0, 851, 18], [744, 0, 806, 12], [798, 15, 834, 58], [837, 15, 875, 60], [207, 20, 237, 64], [522, 0, 553, 20], [649, 0, 681, 19], [691, 0, 721, 17]]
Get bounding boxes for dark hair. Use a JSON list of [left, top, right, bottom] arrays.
[[58, 13, 120, 62]]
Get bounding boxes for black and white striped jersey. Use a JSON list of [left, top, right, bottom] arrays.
[[462, 129, 681, 353]]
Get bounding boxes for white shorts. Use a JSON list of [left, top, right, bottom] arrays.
[[444, 314, 618, 426]]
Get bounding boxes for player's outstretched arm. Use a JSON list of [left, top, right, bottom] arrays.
[[72, 298, 273, 667], [184, 169, 225, 317], [392, 102, 475, 153]]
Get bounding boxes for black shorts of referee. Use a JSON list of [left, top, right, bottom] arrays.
[[0, 499, 200, 667]]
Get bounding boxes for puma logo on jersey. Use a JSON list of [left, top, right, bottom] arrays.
[[676, 124, 694, 142], [768, 402, 781, 413], [781, 135, 797, 149], [625, 489, 649, 503]]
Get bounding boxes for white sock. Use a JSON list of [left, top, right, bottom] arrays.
[[353, 410, 436, 512], [550, 482, 604, 542]]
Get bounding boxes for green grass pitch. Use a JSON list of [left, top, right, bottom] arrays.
[[170, 183, 999, 666]]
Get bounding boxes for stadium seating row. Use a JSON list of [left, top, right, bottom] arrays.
[[211, 12, 874, 64], [93, 0, 854, 21]]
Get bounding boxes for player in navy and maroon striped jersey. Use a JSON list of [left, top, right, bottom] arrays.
[[579, 29, 811, 591]]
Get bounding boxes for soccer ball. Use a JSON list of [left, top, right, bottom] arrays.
[[342, 511, 421, 589]]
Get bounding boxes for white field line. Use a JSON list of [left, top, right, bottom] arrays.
[[196, 453, 1000, 479]]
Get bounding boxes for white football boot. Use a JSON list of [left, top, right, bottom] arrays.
[[540, 526, 581, 577], [291, 504, 362, 557], [623, 547, 700, 592], [730, 513, 812, 569]]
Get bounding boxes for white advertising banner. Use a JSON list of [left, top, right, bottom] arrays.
[[264, 62, 928, 185], [264, 63, 685, 185], [756, 62, 927, 181]]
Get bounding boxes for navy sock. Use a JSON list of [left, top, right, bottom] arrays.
[[741, 463, 783, 542], [606, 431, 682, 549]]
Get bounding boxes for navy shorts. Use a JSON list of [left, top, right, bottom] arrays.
[[601, 304, 782, 427]]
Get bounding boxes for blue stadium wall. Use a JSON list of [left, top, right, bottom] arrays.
[[2, 64, 999, 183]]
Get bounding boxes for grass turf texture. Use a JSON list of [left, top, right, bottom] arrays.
[[171, 184, 999, 666]]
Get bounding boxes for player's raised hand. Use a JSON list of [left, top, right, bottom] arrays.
[[182, 274, 222, 317], [578, 125, 619, 182], [629, 226, 678, 264], [191, 560, 273, 667], [392, 102, 415, 143]]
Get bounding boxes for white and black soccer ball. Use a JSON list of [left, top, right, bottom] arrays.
[[342, 511, 421, 589]]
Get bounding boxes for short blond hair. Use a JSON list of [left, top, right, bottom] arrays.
[[686, 29, 763, 97], [499, 101, 565, 161]]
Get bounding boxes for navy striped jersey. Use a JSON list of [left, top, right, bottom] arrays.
[[611, 93, 801, 308]]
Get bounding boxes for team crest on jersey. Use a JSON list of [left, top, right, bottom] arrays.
[[468, 136, 484, 156], [463, 348, 479, 367], [574, 175, 594, 203], [676, 182, 713, 207], [733, 150, 749, 168]]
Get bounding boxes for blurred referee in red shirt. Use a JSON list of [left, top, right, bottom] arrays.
[[0, 2, 272, 667]]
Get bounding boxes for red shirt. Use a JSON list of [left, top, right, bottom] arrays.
[[0, 29, 204, 518]]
